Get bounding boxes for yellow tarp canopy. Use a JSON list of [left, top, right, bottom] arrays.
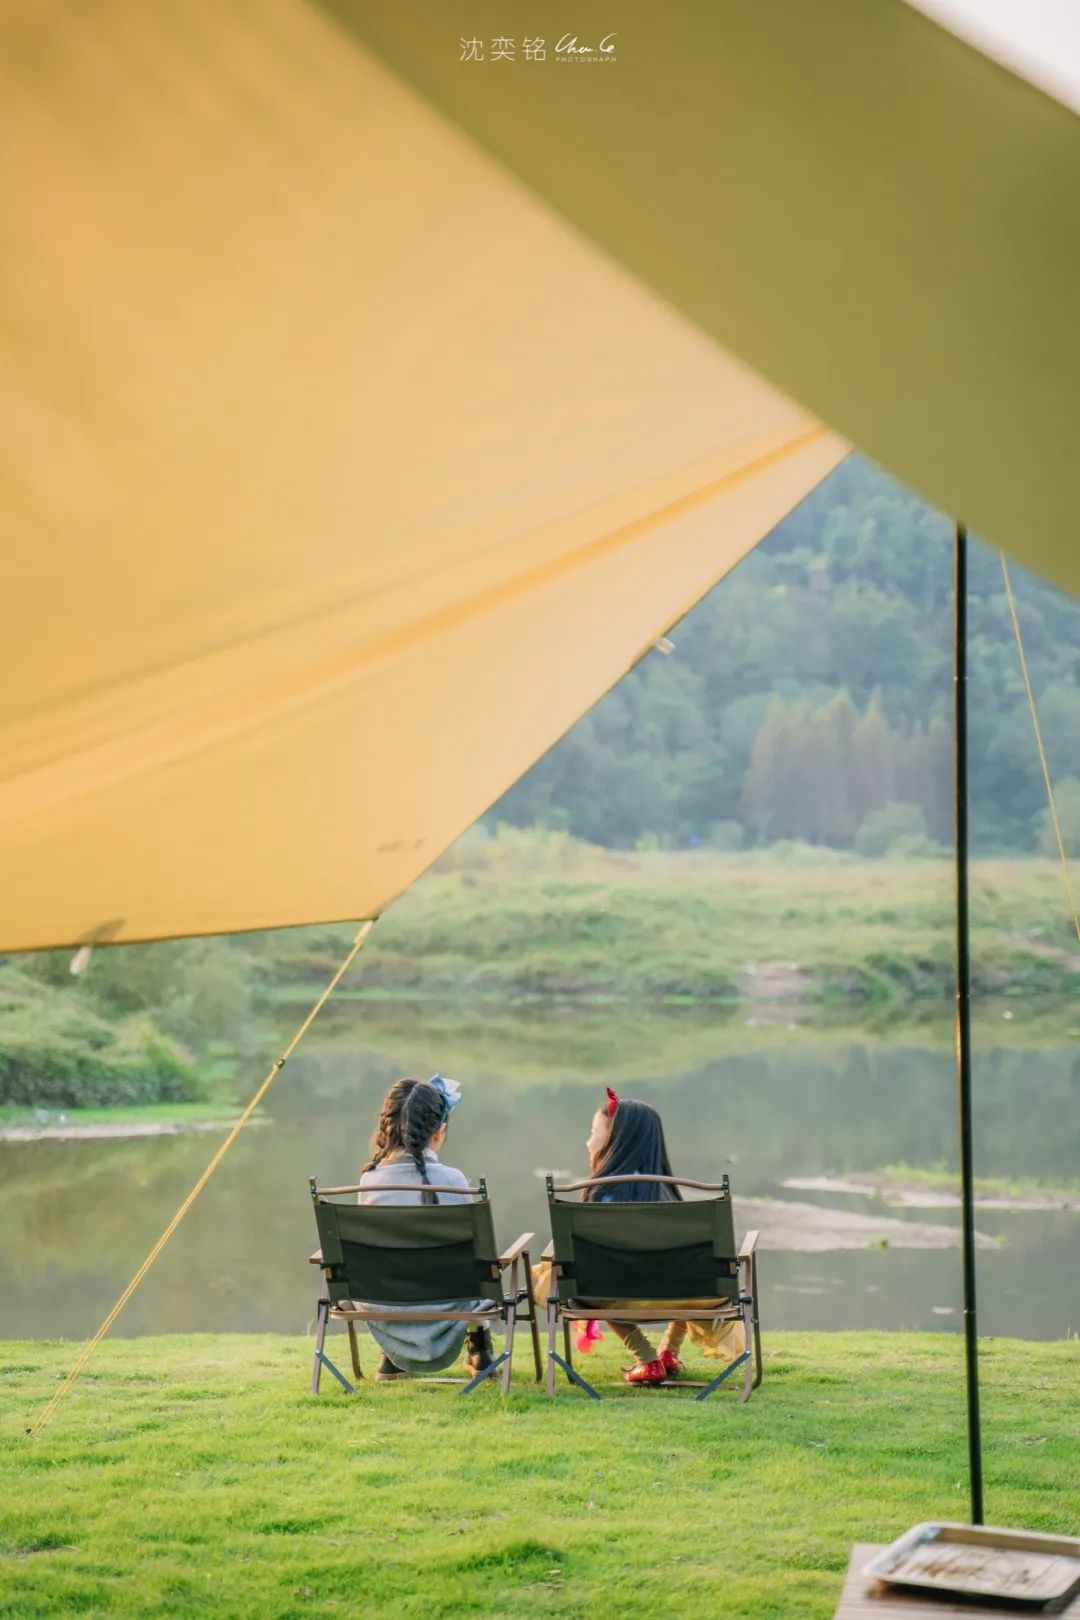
[[0, 1, 842, 950], [4, 1, 1077, 950], [333, 0, 1080, 601]]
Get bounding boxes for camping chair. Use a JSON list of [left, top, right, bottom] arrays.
[[542, 1173, 762, 1402], [307, 1176, 542, 1395]]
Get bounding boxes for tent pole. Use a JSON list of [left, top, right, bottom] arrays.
[[953, 520, 984, 1524]]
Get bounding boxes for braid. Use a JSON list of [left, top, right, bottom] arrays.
[[362, 1079, 413, 1174], [401, 1083, 442, 1205]]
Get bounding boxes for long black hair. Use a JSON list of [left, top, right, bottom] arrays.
[[584, 1098, 682, 1203], [363, 1078, 446, 1205]]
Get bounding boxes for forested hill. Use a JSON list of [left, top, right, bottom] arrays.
[[493, 456, 1080, 855]]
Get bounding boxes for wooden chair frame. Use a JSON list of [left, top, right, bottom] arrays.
[[308, 1177, 542, 1395], [542, 1174, 762, 1402]]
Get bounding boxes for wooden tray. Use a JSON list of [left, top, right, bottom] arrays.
[[865, 1525, 1080, 1611]]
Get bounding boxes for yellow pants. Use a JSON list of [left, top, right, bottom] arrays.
[[607, 1314, 745, 1365], [531, 1261, 746, 1366]]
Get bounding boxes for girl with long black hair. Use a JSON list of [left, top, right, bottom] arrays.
[[582, 1087, 691, 1385]]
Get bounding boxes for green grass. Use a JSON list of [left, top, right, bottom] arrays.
[[0, 1102, 240, 1130], [2, 1333, 1076, 1618]]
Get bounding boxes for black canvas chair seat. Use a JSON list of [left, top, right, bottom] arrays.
[[307, 1176, 541, 1395], [542, 1174, 762, 1402]]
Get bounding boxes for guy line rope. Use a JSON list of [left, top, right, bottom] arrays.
[[27, 920, 375, 1437], [999, 553, 1080, 942]]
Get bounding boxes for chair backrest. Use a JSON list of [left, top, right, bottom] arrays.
[[546, 1175, 740, 1303], [310, 1177, 503, 1306]]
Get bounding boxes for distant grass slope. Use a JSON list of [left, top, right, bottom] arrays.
[[268, 835, 1080, 1004], [2, 1332, 1076, 1619]]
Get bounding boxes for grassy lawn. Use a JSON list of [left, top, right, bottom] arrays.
[[2, 1332, 1076, 1618]]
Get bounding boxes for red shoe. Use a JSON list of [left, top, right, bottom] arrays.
[[624, 1358, 667, 1386], [659, 1348, 683, 1379]]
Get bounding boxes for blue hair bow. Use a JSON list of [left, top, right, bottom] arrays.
[[427, 1073, 462, 1122]]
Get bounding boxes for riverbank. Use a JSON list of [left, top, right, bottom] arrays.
[[783, 1165, 1080, 1213], [3, 1332, 1076, 1618], [4, 846, 1077, 1119], [0, 1103, 248, 1142]]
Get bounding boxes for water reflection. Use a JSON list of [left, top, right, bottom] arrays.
[[1, 1007, 1076, 1341]]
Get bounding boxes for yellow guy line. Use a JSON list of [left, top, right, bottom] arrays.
[[28, 919, 375, 1438], [999, 553, 1080, 941]]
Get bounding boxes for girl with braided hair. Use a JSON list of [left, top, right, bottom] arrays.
[[362, 1076, 451, 1205], [356, 1075, 494, 1381]]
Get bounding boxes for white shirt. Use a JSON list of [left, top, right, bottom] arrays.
[[357, 1148, 470, 1205]]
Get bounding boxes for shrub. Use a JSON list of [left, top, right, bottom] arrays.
[[15, 938, 255, 1064], [889, 833, 950, 860], [854, 803, 928, 857], [153, 946, 253, 1050], [767, 839, 853, 865], [705, 820, 744, 851], [0, 992, 202, 1108]]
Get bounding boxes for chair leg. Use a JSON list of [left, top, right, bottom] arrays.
[[691, 1348, 750, 1402], [501, 1302, 517, 1395], [741, 1300, 755, 1404], [312, 1294, 329, 1394], [751, 1258, 763, 1390], [523, 1259, 543, 1383], [562, 1320, 575, 1384], [311, 1289, 356, 1396], [347, 1318, 363, 1382], [545, 1301, 559, 1397]]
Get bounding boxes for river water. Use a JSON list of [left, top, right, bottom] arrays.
[[1, 1004, 1077, 1341]]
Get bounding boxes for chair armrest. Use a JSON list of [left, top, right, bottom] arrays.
[[308, 1248, 324, 1265], [739, 1230, 759, 1261], [498, 1232, 535, 1267], [540, 1240, 554, 1262]]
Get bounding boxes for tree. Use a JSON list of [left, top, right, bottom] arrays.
[[487, 456, 1080, 851], [851, 688, 893, 826], [741, 697, 791, 842], [804, 691, 858, 844]]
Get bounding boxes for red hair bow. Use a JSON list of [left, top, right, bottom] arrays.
[[605, 1086, 620, 1119]]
